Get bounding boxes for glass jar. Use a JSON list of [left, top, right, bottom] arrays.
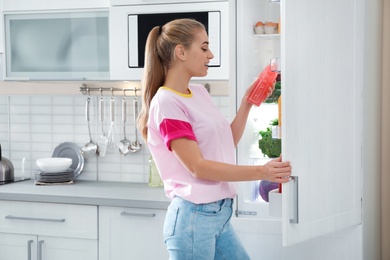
[[149, 156, 163, 187]]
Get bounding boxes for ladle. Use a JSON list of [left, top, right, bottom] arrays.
[[130, 95, 142, 151], [81, 97, 98, 158], [118, 97, 135, 156]]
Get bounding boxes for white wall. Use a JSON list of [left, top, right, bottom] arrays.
[[362, 0, 382, 259], [381, 0, 390, 259], [0, 83, 230, 183]]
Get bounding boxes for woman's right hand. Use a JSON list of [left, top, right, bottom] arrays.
[[262, 156, 292, 183]]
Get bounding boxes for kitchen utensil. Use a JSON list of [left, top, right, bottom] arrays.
[[0, 144, 14, 182], [36, 158, 72, 173], [52, 142, 85, 178], [107, 97, 117, 149], [130, 96, 142, 152], [118, 97, 135, 156], [81, 97, 98, 158], [97, 96, 108, 157]]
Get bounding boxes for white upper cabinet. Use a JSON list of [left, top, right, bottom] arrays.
[[2, 0, 109, 11], [1, 0, 110, 81], [111, 0, 227, 6], [0, 1, 3, 54], [3, 10, 109, 80], [234, 0, 363, 247]]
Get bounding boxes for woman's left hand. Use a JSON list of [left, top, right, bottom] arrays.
[[242, 79, 257, 105], [242, 79, 276, 105]]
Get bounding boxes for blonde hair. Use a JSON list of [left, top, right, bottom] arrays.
[[138, 18, 206, 140]]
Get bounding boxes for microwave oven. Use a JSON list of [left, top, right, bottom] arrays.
[[109, 1, 229, 81]]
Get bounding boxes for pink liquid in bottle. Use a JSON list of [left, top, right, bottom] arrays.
[[247, 65, 278, 106]]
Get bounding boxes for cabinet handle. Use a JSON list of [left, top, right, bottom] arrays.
[[289, 176, 299, 224], [29, 77, 86, 81], [38, 240, 44, 260], [27, 240, 33, 260], [120, 212, 156, 218], [5, 215, 66, 223]]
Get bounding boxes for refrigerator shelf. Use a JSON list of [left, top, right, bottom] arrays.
[[253, 33, 280, 40]]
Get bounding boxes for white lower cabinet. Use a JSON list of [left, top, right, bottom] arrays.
[[0, 201, 98, 260], [0, 233, 97, 260], [0, 233, 37, 260], [99, 206, 169, 260]]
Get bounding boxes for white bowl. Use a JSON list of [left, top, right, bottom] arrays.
[[36, 158, 72, 173]]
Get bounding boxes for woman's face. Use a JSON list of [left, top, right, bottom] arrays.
[[184, 29, 214, 77]]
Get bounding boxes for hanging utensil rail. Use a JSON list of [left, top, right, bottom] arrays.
[[79, 84, 141, 96]]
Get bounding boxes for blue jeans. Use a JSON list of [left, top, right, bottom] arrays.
[[163, 196, 250, 260]]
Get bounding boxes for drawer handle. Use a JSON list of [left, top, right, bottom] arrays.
[[5, 215, 66, 223], [38, 240, 44, 260], [120, 212, 156, 218], [27, 240, 33, 260]]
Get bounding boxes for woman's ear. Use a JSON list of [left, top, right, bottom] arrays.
[[174, 45, 186, 61]]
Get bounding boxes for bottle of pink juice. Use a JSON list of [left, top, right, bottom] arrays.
[[247, 65, 278, 106]]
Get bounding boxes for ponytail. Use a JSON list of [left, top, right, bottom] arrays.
[[138, 26, 165, 141]]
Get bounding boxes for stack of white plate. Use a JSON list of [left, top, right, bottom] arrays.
[[34, 142, 85, 185], [35, 170, 75, 183]]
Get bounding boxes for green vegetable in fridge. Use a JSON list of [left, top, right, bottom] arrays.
[[258, 119, 281, 158], [264, 81, 281, 103]]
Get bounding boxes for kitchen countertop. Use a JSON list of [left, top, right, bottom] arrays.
[[0, 179, 171, 210]]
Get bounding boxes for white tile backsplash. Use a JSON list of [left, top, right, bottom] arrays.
[[0, 94, 230, 183]]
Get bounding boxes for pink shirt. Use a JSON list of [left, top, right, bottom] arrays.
[[147, 84, 237, 204]]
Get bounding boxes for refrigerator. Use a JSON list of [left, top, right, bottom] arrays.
[[229, 0, 365, 258]]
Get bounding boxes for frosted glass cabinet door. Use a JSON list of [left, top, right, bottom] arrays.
[[4, 10, 109, 80]]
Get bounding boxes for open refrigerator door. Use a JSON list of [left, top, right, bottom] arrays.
[[234, 0, 282, 220], [233, 0, 363, 248]]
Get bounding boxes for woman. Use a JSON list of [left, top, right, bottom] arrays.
[[138, 18, 291, 260]]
